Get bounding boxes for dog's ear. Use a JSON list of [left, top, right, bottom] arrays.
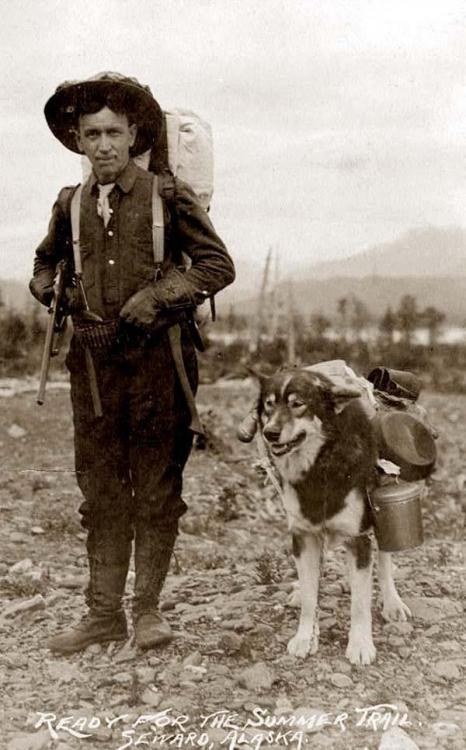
[[327, 384, 361, 414], [244, 365, 270, 388]]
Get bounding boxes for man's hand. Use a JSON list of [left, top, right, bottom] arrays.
[[120, 286, 161, 328]]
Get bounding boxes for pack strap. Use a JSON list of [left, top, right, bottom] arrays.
[[151, 174, 204, 435], [70, 184, 83, 274], [69, 183, 103, 419], [151, 174, 165, 273]]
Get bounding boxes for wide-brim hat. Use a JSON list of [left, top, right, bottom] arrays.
[[44, 71, 163, 156], [373, 411, 437, 481]]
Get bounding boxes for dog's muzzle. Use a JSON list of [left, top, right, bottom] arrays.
[[264, 430, 307, 456]]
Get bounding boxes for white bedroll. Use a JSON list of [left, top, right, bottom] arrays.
[[81, 108, 214, 210]]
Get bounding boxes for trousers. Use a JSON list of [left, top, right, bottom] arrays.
[[67, 331, 196, 537]]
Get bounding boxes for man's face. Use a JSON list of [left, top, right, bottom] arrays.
[[76, 106, 137, 183]]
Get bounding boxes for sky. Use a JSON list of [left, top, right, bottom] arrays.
[[1, 0, 466, 288]]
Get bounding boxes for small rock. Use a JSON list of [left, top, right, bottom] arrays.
[[438, 640, 462, 652], [8, 424, 27, 439], [218, 632, 244, 652], [388, 635, 405, 648], [329, 673, 353, 689], [378, 727, 420, 749], [432, 721, 461, 738], [237, 662, 275, 691], [86, 643, 102, 656], [2, 595, 45, 619], [384, 621, 413, 636], [423, 625, 441, 637], [224, 616, 255, 632], [135, 666, 156, 685], [320, 596, 339, 611], [57, 575, 86, 589], [325, 583, 343, 595], [431, 660, 461, 681], [275, 693, 294, 715], [398, 647, 412, 659], [183, 650, 203, 667], [47, 661, 81, 684], [113, 641, 137, 663], [252, 623, 273, 636], [9, 559, 33, 575], [94, 727, 113, 742], [403, 596, 462, 624], [160, 598, 176, 611], [332, 660, 352, 675], [9, 532, 29, 544], [31, 527, 45, 536], [141, 686, 162, 707], [113, 671, 132, 684], [7, 730, 51, 750], [320, 617, 337, 630]]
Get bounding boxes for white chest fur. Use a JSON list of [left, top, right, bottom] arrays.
[[282, 483, 366, 545]]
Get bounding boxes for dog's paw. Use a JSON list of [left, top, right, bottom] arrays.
[[346, 635, 376, 666], [287, 628, 319, 659], [382, 595, 411, 622], [286, 582, 301, 608]]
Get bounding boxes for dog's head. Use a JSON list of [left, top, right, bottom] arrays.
[[257, 368, 361, 471]]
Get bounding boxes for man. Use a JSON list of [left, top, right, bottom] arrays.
[[30, 72, 235, 654]]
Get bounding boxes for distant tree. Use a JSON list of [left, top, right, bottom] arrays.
[[310, 312, 331, 338], [337, 297, 348, 341], [349, 295, 371, 340], [421, 305, 445, 347], [0, 310, 29, 360], [379, 306, 397, 343], [396, 294, 419, 345]]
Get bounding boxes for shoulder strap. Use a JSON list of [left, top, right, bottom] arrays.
[[70, 184, 83, 274], [151, 174, 165, 273]]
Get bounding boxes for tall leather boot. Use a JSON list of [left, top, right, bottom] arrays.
[[48, 529, 132, 655], [133, 522, 177, 649]]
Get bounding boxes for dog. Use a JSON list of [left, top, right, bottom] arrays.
[[256, 367, 411, 665]]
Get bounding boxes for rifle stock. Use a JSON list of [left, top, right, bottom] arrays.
[[37, 260, 67, 406]]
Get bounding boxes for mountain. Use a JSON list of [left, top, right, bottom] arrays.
[[305, 227, 466, 279], [218, 227, 466, 323]]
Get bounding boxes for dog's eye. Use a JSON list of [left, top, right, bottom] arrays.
[[264, 397, 275, 412], [288, 396, 305, 410]]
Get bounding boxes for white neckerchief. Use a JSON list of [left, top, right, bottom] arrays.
[[97, 183, 115, 227]]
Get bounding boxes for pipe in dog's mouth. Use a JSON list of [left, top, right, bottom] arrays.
[[269, 431, 307, 456]]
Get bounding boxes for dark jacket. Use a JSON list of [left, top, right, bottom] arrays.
[[31, 160, 235, 322]]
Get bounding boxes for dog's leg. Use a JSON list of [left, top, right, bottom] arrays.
[[378, 551, 411, 621], [287, 532, 321, 658], [345, 536, 376, 665]]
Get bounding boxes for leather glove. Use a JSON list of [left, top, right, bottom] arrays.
[[120, 268, 197, 329], [29, 272, 54, 307], [119, 285, 163, 328]]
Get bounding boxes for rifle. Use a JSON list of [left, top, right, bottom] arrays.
[[37, 260, 67, 406]]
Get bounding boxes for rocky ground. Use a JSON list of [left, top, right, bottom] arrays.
[[0, 379, 464, 750]]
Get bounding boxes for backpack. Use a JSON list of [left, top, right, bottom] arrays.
[[81, 108, 214, 210]]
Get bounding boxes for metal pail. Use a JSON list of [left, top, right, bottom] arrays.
[[370, 482, 424, 552]]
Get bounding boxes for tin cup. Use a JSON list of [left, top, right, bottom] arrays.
[[370, 481, 424, 552]]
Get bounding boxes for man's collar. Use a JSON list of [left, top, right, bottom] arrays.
[[88, 159, 138, 194]]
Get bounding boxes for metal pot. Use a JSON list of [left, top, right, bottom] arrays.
[[370, 481, 424, 552]]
